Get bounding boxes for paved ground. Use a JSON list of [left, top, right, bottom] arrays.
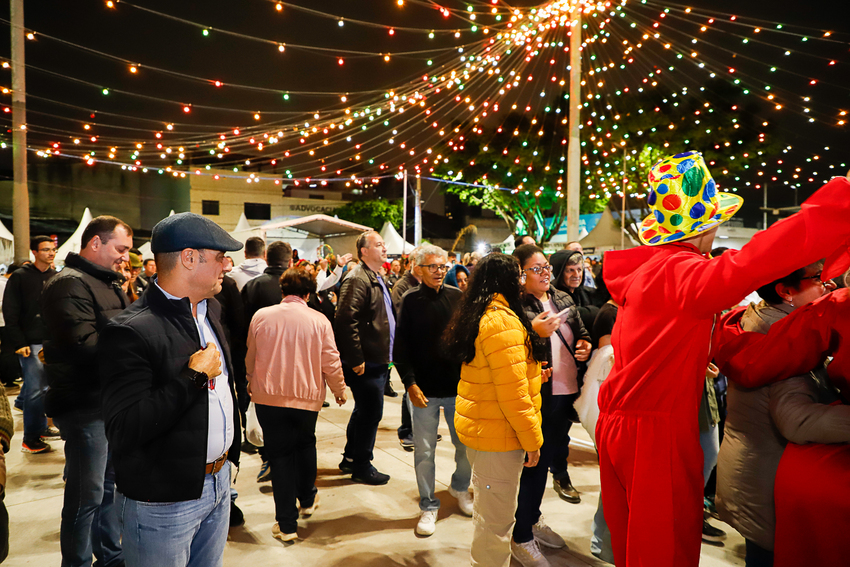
[[3, 371, 746, 566]]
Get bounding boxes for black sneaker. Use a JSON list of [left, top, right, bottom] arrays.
[[322, 400, 330, 408], [384, 379, 399, 398], [230, 502, 245, 527], [553, 477, 581, 504], [702, 520, 726, 543], [399, 436, 414, 452], [339, 457, 355, 475], [22, 439, 51, 454], [352, 467, 390, 486]]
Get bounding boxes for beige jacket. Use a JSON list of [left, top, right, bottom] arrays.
[[717, 301, 850, 550]]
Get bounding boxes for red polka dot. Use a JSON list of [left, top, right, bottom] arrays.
[[727, 205, 739, 214], [659, 164, 672, 172], [643, 229, 658, 239], [662, 195, 682, 211], [658, 226, 672, 234], [711, 203, 719, 216], [642, 217, 655, 227]]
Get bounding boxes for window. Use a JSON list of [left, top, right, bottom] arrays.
[[202, 200, 220, 215], [244, 202, 271, 220]]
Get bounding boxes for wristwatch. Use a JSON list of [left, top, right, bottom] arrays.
[[188, 369, 209, 390]]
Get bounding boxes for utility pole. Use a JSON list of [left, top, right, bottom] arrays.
[[621, 154, 627, 250], [414, 175, 422, 246], [566, 2, 582, 241], [11, 0, 29, 263], [402, 169, 408, 244], [762, 183, 767, 230]]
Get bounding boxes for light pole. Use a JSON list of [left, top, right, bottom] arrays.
[[566, 1, 583, 242]]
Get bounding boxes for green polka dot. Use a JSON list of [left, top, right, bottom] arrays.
[[682, 167, 705, 197], [670, 214, 684, 226]]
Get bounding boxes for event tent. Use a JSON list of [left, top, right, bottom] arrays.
[[256, 214, 371, 262], [579, 207, 638, 252], [0, 220, 14, 268], [55, 208, 93, 266], [380, 221, 414, 255]]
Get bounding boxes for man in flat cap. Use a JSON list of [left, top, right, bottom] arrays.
[[99, 213, 243, 567]]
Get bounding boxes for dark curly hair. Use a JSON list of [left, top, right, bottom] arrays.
[[442, 252, 545, 364]]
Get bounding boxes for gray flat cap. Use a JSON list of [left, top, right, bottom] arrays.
[[151, 212, 244, 253]]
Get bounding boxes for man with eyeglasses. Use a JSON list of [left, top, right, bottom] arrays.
[[335, 230, 397, 485], [394, 245, 471, 536], [2, 235, 57, 454]]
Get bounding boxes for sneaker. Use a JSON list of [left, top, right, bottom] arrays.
[[339, 457, 355, 475], [272, 523, 297, 542], [702, 520, 726, 543], [299, 493, 319, 517], [399, 435, 414, 452], [322, 400, 330, 408], [351, 467, 390, 486], [511, 538, 550, 567], [532, 517, 566, 549], [229, 502, 244, 527], [41, 426, 61, 439], [257, 461, 272, 482], [448, 487, 473, 516], [415, 510, 438, 536], [704, 496, 720, 520], [21, 439, 51, 454], [553, 477, 581, 504]]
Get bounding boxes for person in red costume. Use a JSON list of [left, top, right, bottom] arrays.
[[598, 152, 850, 567]]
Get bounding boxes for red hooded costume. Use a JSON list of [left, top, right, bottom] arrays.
[[597, 176, 850, 566]]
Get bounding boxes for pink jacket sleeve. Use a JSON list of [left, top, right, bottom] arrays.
[[321, 320, 346, 398]]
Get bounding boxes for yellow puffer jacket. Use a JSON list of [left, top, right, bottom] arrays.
[[455, 294, 543, 453]]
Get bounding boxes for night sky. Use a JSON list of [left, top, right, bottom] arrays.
[[1, 0, 848, 226]]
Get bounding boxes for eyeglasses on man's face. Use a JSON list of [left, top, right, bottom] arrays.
[[523, 265, 552, 276], [800, 272, 826, 287], [421, 264, 449, 273]]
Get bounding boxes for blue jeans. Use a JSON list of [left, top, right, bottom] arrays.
[[117, 461, 231, 567], [408, 395, 470, 511], [547, 392, 578, 483], [53, 410, 122, 567], [18, 344, 47, 444], [343, 362, 388, 470], [590, 495, 615, 563]]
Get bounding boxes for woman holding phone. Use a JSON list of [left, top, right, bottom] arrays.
[[509, 244, 592, 567]]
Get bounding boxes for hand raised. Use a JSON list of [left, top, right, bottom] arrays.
[[189, 342, 222, 378]]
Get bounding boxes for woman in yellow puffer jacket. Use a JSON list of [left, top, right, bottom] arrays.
[[444, 252, 547, 567]]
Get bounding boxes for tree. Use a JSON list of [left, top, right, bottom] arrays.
[[332, 199, 403, 231], [431, 80, 781, 244]]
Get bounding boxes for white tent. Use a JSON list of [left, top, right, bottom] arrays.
[[233, 212, 253, 233], [258, 214, 371, 262], [0, 219, 14, 267], [56, 208, 93, 266], [579, 207, 638, 253], [380, 221, 414, 255]]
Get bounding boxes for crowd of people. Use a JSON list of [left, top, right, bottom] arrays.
[[0, 150, 849, 567]]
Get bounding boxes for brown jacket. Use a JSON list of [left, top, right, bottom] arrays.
[[333, 263, 394, 367], [717, 301, 850, 550]]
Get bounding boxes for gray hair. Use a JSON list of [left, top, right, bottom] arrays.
[[566, 252, 584, 266], [412, 245, 447, 267]]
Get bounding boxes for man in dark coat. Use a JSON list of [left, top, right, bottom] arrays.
[[2, 235, 57, 453], [42, 216, 132, 567], [100, 213, 243, 567]]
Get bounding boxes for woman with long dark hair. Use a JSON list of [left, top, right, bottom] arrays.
[[444, 252, 546, 567]]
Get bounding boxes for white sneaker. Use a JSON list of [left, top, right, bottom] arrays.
[[511, 538, 550, 567], [448, 487, 473, 516], [532, 516, 566, 549], [272, 522, 297, 542], [415, 509, 438, 536], [299, 492, 319, 517]]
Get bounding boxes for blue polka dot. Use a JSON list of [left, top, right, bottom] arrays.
[[656, 183, 669, 195], [713, 214, 722, 220], [648, 190, 657, 206], [676, 159, 695, 173], [673, 151, 695, 159], [664, 232, 683, 242], [703, 179, 716, 200], [654, 210, 665, 223], [690, 202, 706, 219], [649, 236, 662, 244], [691, 221, 703, 231], [660, 174, 675, 180]]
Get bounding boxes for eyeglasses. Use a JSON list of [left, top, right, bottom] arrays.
[[523, 265, 552, 276], [421, 264, 449, 273], [801, 272, 826, 287]]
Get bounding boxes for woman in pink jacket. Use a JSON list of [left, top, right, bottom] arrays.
[[246, 268, 348, 543]]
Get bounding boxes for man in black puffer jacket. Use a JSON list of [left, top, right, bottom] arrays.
[[42, 216, 132, 567]]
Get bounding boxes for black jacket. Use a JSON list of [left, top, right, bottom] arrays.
[[99, 284, 241, 503], [521, 286, 591, 377], [334, 263, 394, 367], [390, 271, 419, 313], [242, 265, 285, 327], [42, 253, 128, 417], [394, 283, 462, 398], [550, 249, 600, 332], [2, 262, 56, 350]]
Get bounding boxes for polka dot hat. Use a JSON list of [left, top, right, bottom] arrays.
[[639, 151, 743, 246]]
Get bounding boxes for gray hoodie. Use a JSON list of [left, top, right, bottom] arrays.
[[230, 258, 268, 291]]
